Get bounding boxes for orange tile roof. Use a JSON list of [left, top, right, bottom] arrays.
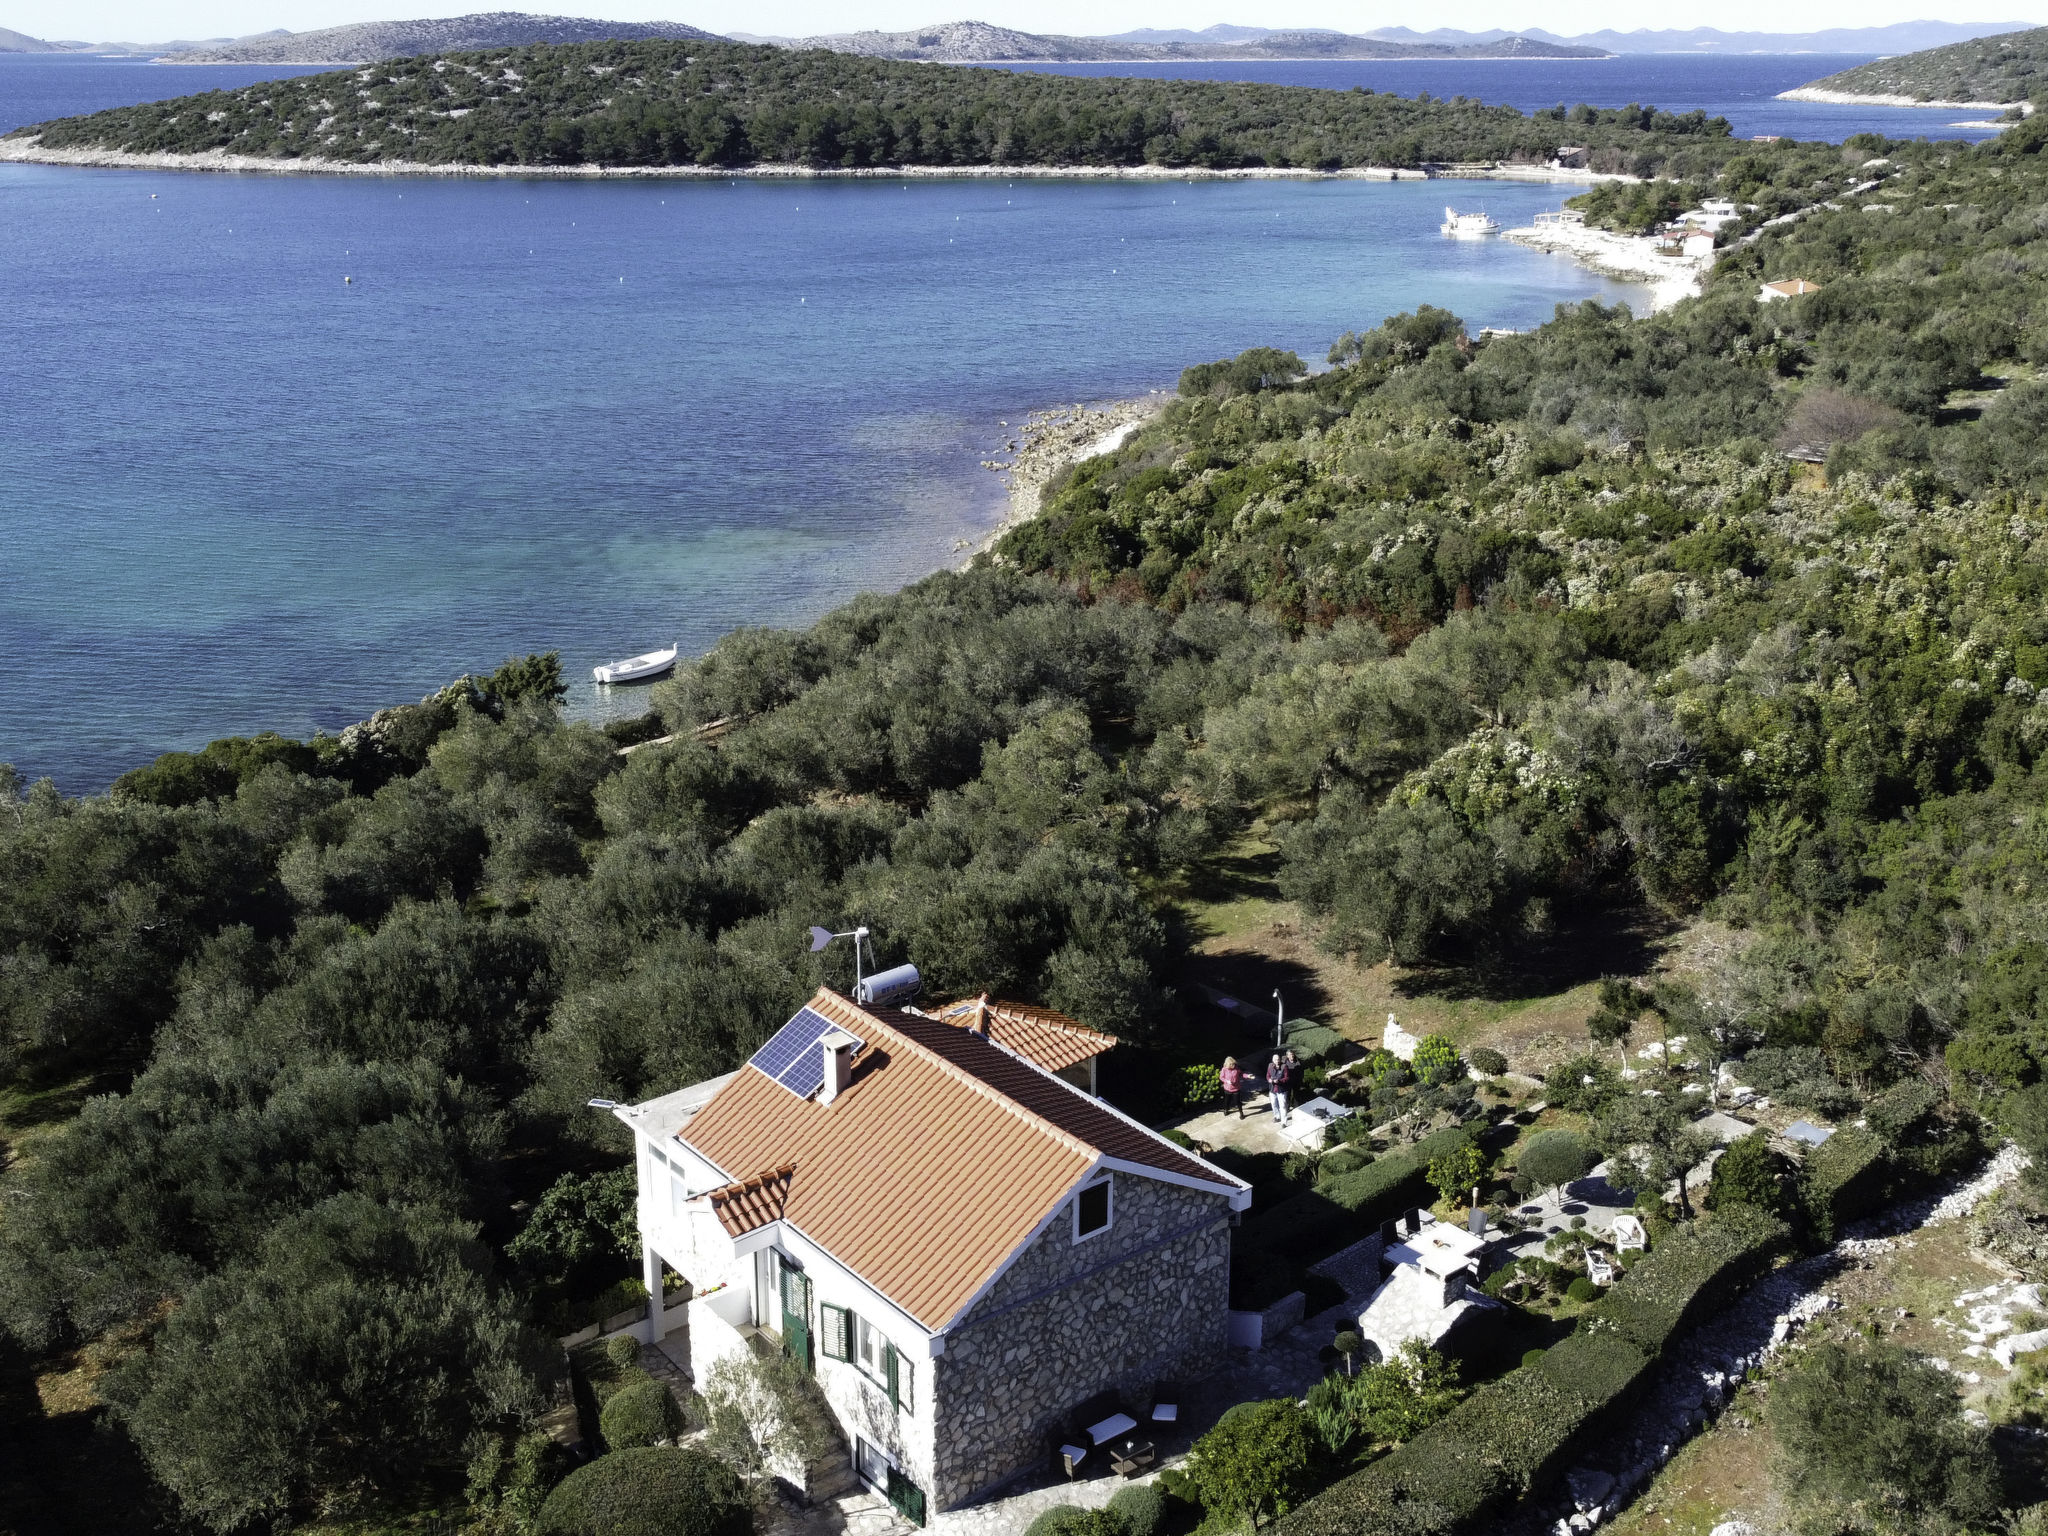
[[708, 1163, 794, 1238], [932, 995, 1118, 1075], [680, 989, 1235, 1331]]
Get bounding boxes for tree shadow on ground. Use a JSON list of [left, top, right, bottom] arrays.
[[1177, 840, 1285, 907], [0, 1340, 168, 1536], [1181, 948, 1337, 1036], [1391, 900, 1680, 1005]]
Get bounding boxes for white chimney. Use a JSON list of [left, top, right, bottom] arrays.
[[819, 1030, 857, 1105]]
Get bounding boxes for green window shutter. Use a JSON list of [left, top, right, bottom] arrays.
[[885, 1467, 927, 1527], [820, 1304, 851, 1361], [884, 1342, 900, 1410]]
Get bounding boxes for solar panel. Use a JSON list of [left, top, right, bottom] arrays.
[[749, 1006, 862, 1100]]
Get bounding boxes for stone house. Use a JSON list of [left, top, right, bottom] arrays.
[[611, 987, 1251, 1520]]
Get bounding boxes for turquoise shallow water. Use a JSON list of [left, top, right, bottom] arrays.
[[1, 166, 1655, 791]]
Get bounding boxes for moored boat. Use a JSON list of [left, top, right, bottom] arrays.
[[1440, 206, 1500, 238], [593, 643, 679, 684]]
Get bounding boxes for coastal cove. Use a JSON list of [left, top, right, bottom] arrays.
[[0, 167, 1648, 792]]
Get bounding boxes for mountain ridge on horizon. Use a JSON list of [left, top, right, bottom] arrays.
[[0, 12, 2038, 64]]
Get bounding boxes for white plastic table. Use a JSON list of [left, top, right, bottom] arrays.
[[1087, 1412, 1138, 1445]]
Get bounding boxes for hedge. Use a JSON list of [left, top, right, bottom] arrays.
[[1799, 1127, 1890, 1244], [1802, 1118, 1986, 1242], [538, 1447, 750, 1536], [1274, 1207, 1789, 1536], [1233, 1126, 1477, 1304]]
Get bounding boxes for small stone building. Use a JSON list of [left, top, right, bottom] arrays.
[[1354, 1214, 1501, 1364], [612, 988, 1251, 1519]]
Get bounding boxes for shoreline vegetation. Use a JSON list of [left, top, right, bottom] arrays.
[[976, 395, 1169, 562], [1782, 24, 2047, 111], [2, 39, 1747, 177]]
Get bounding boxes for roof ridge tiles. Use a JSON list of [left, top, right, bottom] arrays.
[[808, 988, 1101, 1163]]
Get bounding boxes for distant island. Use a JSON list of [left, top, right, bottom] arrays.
[[159, 11, 716, 64], [1783, 23, 2046, 106], [746, 21, 1606, 64], [1, 38, 1740, 176]]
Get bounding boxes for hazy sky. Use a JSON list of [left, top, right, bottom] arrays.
[[12, 0, 2044, 43]]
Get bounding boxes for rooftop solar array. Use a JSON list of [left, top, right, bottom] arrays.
[[749, 1006, 862, 1100]]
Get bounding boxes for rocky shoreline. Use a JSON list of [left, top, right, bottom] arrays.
[[1774, 85, 2026, 111], [966, 395, 1168, 565], [0, 136, 1620, 184], [1504, 220, 1709, 313]]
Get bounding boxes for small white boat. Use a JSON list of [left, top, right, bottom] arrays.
[[1440, 206, 1500, 239], [593, 643, 678, 685]]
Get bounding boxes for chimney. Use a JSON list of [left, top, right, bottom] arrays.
[[970, 994, 991, 1036], [819, 1030, 857, 1105]]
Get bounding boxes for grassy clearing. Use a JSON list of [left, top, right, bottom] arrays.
[[0, 1071, 106, 1172], [1159, 831, 1636, 1078]]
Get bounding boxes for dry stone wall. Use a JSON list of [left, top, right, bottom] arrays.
[[930, 1174, 1231, 1507]]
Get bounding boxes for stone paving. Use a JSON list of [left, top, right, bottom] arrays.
[[1173, 1090, 1304, 1156]]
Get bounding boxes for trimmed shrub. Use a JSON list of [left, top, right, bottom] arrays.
[[1517, 1130, 1598, 1201], [1800, 1126, 1889, 1244], [604, 1333, 640, 1369], [538, 1447, 749, 1536], [1521, 1348, 1548, 1368], [1025, 1506, 1124, 1536], [1468, 1047, 1508, 1077], [1318, 1146, 1372, 1181], [600, 1377, 684, 1449], [1865, 1079, 1940, 1143], [1108, 1481, 1168, 1536], [1535, 1329, 1650, 1410], [1285, 1024, 1349, 1066], [1566, 1277, 1600, 1303]]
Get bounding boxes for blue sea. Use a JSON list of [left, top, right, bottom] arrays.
[[0, 55, 2007, 791]]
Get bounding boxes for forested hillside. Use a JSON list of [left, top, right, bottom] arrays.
[[8, 88, 2048, 1536], [8, 37, 1731, 171], [1798, 24, 2048, 103]]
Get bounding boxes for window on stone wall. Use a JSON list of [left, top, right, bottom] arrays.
[[1074, 1174, 1113, 1242]]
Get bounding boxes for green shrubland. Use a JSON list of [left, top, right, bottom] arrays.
[[8, 89, 2048, 1536]]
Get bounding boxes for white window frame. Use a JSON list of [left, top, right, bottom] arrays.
[[1072, 1172, 1113, 1243], [855, 1313, 887, 1382], [854, 1435, 896, 1495]]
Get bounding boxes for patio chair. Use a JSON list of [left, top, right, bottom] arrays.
[[1056, 1439, 1090, 1480], [1148, 1381, 1182, 1426]]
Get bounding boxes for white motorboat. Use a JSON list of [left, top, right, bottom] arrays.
[[593, 643, 678, 684], [1440, 206, 1500, 238]]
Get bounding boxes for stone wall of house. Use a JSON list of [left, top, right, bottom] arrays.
[[929, 1173, 1231, 1509]]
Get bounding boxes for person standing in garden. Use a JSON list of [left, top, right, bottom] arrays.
[[1220, 1056, 1245, 1118], [1267, 1050, 1291, 1125]]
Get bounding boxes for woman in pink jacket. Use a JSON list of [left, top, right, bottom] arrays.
[[1219, 1056, 1245, 1118]]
